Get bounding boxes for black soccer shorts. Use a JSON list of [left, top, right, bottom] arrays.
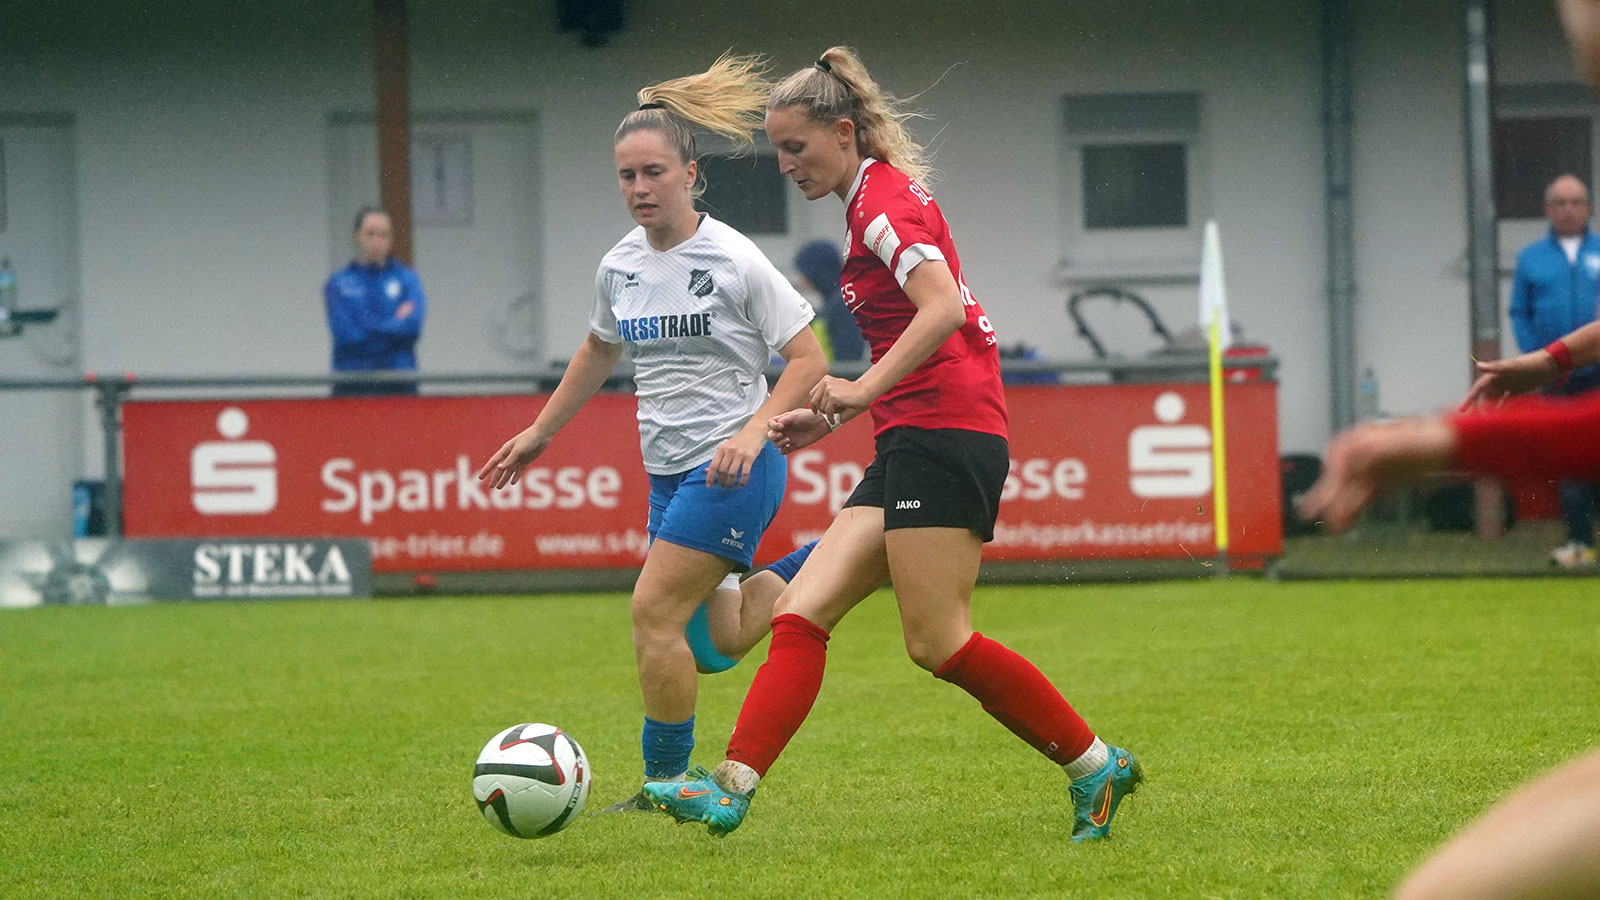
[[843, 426, 1009, 541]]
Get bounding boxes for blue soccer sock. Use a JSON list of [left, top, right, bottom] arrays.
[[686, 602, 740, 674], [766, 540, 819, 584], [642, 716, 695, 780]]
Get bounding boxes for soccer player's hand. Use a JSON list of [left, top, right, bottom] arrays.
[[1297, 418, 1457, 534], [767, 409, 833, 454], [808, 375, 871, 421], [1460, 351, 1560, 409], [707, 427, 766, 488], [476, 425, 553, 490]]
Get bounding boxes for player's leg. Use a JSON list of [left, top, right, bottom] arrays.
[[886, 526, 1138, 840], [1394, 747, 1600, 900], [644, 504, 890, 835], [698, 540, 820, 668], [602, 469, 737, 812], [600, 537, 732, 812], [884, 427, 1140, 842], [1551, 479, 1597, 567], [680, 443, 799, 672]]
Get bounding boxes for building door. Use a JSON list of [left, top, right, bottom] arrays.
[[0, 117, 82, 538]]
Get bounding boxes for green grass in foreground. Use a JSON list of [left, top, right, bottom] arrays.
[[2, 580, 1597, 899]]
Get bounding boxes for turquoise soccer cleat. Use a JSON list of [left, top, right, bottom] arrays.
[[1069, 745, 1143, 842], [642, 766, 752, 836]]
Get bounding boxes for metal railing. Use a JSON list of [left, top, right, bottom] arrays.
[[0, 353, 1277, 537]]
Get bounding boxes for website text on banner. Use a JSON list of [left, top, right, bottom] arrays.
[[121, 385, 1281, 573]]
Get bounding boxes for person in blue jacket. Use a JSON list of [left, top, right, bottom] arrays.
[[793, 239, 864, 362], [324, 206, 427, 396], [1508, 173, 1600, 567]]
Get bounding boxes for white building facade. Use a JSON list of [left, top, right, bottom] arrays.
[[0, 0, 1589, 536]]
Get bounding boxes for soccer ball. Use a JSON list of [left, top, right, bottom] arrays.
[[472, 723, 591, 838]]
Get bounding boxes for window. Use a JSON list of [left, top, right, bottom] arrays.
[[1082, 143, 1188, 229], [1493, 117, 1592, 219], [1492, 84, 1600, 221], [1060, 93, 1203, 268], [698, 153, 787, 235]]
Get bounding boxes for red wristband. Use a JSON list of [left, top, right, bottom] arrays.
[[1546, 339, 1574, 375]]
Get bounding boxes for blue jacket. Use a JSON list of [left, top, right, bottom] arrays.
[[1509, 227, 1600, 353], [794, 239, 865, 362], [323, 257, 426, 372]]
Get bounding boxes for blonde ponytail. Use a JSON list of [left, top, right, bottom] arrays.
[[768, 46, 935, 187], [615, 53, 770, 197]]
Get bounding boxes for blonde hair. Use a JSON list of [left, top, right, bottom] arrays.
[[615, 52, 770, 198], [768, 46, 934, 187]]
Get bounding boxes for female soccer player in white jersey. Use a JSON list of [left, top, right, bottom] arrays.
[[646, 48, 1141, 839], [476, 55, 827, 812]]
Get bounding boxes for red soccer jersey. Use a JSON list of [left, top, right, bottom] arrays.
[[1451, 392, 1600, 480], [841, 159, 1008, 439]]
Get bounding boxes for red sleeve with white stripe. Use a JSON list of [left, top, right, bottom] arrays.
[[1450, 393, 1600, 480]]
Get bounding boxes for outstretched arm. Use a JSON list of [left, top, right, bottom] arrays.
[[1301, 391, 1600, 532], [1463, 321, 1600, 407], [1296, 418, 1457, 534]]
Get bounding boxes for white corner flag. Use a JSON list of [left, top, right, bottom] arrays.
[[1199, 220, 1232, 350], [1200, 219, 1231, 573]]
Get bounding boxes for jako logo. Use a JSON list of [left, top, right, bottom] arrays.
[[192, 408, 277, 515], [895, 499, 922, 510], [1128, 392, 1211, 499]]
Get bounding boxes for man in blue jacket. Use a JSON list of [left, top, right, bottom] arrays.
[[324, 206, 426, 396], [1509, 173, 1600, 567]]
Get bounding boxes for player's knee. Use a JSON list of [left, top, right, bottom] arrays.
[[629, 590, 681, 642], [708, 629, 747, 660], [903, 624, 971, 672], [903, 635, 952, 672], [688, 612, 742, 674], [771, 587, 802, 619]]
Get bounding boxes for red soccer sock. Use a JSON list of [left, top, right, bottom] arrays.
[[725, 613, 831, 777], [933, 632, 1096, 765]]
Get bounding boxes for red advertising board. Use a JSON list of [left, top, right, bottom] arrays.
[[123, 383, 1281, 573]]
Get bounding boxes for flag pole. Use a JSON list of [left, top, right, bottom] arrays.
[[1201, 221, 1230, 576]]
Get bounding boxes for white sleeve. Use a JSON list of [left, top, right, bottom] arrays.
[[588, 265, 622, 343], [742, 250, 815, 350], [893, 243, 945, 287]]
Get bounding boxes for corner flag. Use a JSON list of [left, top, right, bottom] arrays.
[[1200, 220, 1230, 572]]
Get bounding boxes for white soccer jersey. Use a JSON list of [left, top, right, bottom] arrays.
[[590, 214, 816, 475]]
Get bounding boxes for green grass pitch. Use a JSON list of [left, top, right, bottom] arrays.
[[3, 579, 1596, 899]]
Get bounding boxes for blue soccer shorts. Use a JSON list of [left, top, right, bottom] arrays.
[[646, 440, 787, 572]]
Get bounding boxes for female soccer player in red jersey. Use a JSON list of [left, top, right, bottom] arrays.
[[1299, 389, 1600, 900], [646, 47, 1141, 839], [1287, 1, 1600, 870]]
